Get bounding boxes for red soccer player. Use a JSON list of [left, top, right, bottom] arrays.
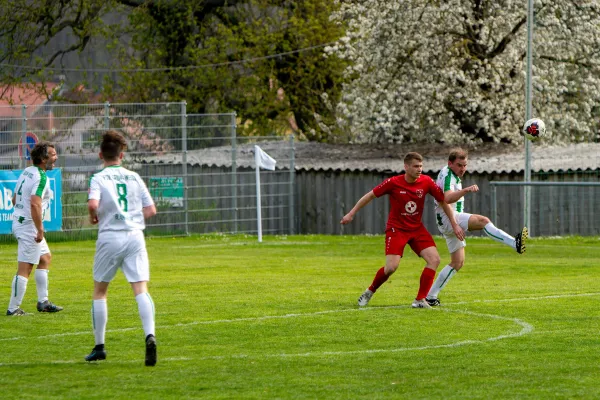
[[340, 152, 464, 308]]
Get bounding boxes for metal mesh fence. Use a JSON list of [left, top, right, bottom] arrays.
[[0, 102, 295, 241]]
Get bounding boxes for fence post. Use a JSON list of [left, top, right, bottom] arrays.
[[181, 101, 189, 235], [289, 134, 295, 234], [20, 105, 27, 169], [103, 102, 110, 129], [231, 112, 238, 233], [491, 183, 497, 225]]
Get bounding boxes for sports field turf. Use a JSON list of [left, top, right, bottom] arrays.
[[0, 234, 598, 399]]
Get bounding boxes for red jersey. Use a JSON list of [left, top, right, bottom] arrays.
[[372, 174, 444, 231]]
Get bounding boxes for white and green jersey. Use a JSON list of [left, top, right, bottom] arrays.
[[12, 166, 53, 221], [434, 165, 464, 215], [88, 165, 154, 232]]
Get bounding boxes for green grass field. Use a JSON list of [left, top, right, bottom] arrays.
[[0, 234, 598, 399]]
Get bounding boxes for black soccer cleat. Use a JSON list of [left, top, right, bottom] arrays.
[[515, 226, 528, 254], [6, 307, 29, 316], [426, 298, 441, 307], [37, 300, 64, 313], [85, 345, 107, 362], [145, 334, 157, 367]]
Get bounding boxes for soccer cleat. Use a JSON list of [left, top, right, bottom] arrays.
[[6, 308, 29, 316], [145, 334, 157, 367], [37, 300, 64, 313], [426, 297, 441, 307], [411, 299, 432, 309], [85, 346, 107, 362], [357, 289, 374, 307], [515, 226, 528, 254]]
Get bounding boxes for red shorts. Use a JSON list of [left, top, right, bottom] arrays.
[[385, 225, 436, 257]]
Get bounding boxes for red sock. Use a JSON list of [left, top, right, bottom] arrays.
[[368, 267, 389, 292], [416, 267, 436, 300]]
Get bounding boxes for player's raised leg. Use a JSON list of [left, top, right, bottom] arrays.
[[469, 214, 527, 254]]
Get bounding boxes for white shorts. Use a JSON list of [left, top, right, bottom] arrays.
[[93, 230, 150, 283], [12, 219, 51, 264], [436, 212, 472, 254]]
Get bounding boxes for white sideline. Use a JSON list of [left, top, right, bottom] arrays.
[[1, 291, 598, 366]]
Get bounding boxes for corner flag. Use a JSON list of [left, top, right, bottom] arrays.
[[254, 146, 276, 242]]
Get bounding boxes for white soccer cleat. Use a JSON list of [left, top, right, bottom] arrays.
[[357, 289, 373, 307], [411, 299, 431, 309]]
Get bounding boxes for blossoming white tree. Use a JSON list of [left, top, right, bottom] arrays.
[[328, 0, 600, 144]]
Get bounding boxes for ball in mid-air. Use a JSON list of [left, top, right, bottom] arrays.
[[523, 118, 546, 141]]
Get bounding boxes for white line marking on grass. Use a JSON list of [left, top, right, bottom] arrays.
[[170, 242, 330, 249], [1, 292, 598, 343], [196, 309, 534, 360], [0, 291, 596, 367]]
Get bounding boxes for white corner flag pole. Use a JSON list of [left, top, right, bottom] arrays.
[[254, 145, 276, 243], [255, 147, 263, 243]]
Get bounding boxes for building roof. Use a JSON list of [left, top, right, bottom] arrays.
[[0, 83, 60, 119], [140, 141, 600, 174]]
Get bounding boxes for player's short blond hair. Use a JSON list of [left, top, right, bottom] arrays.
[[404, 152, 423, 164]]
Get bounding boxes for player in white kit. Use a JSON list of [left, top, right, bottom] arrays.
[[7, 141, 63, 316], [426, 148, 528, 306], [84, 130, 158, 366]]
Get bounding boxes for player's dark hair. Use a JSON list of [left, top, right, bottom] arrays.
[[449, 148, 468, 162], [404, 152, 423, 164], [101, 130, 128, 161], [31, 141, 56, 165]]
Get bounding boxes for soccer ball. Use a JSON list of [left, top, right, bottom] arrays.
[[523, 118, 546, 141]]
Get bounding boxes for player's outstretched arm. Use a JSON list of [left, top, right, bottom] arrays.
[[340, 191, 376, 225], [439, 201, 465, 241], [443, 184, 479, 204]]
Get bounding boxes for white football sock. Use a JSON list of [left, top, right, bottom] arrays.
[[92, 299, 108, 345], [136, 292, 155, 338], [483, 222, 516, 249], [427, 265, 456, 299], [35, 269, 49, 302], [8, 275, 28, 312]]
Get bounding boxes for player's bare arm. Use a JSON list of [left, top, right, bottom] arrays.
[[439, 201, 465, 241], [143, 204, 157, 220], [443, 185, 479, 204], [30, 195, 44, 243], [340, 191, 376, 225], [88, 199, 99, 225]]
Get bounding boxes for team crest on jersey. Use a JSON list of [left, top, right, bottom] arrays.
[[416, 189, 424, 198]]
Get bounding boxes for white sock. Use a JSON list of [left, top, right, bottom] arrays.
[[92, 299, 108, 346], [427, 265, 456, 299], [136, 292, 155, 338], [8, 275, 28, 312], [35, 269, 49, 302], [483, 222, 516, 249]]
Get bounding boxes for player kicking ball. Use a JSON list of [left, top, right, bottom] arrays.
[[426, 148, 527, 306]]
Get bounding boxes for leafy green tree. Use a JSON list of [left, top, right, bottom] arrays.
[[0, 0, 347, 142]]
